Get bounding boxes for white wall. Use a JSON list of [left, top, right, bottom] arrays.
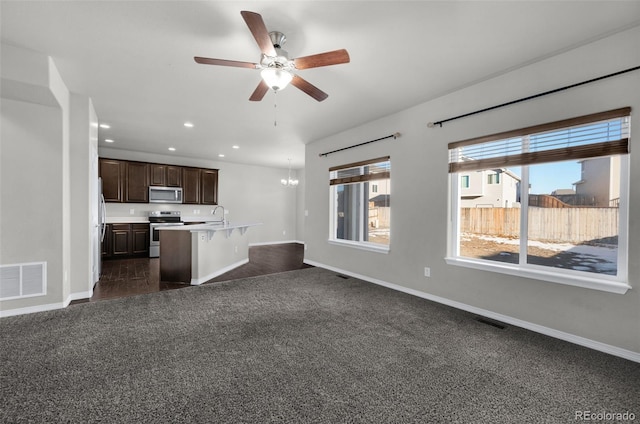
[[99, 148, 300, 245], [304, 26, 640, 355], [295, 168, 306, 243], [1, 46, 69, 312], [69, 94, 98, 297], [1, 45, 98, 315]]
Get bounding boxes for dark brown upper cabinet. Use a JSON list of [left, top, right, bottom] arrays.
[[125, 162, 149, 203], [99, 158, 217, 205], [99, 159, 125, 202], [150, 164, 182, 187], [200, 169, 218, 205], [182, 167, 201, 204]]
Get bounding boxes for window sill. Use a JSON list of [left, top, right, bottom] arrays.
[[444, 256, 630, 294], [328, 239, 390, 254]]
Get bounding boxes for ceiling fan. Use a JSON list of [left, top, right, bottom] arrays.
[[194, 10, 350, 102]]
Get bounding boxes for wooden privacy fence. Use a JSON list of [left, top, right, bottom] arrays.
[[461, 207, 619, 243], [369, 206, 390, 228]]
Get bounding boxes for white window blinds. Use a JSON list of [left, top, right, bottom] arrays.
[[329, 156, 390, 186], [448, 107, 630, 173]]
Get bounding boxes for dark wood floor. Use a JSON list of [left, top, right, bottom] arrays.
[[83, 243, 312, 303]]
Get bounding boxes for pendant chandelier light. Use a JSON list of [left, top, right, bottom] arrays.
[[281, 159, 299, 187]]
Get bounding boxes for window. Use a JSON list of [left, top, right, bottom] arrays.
[[329, 157, 390, 251], [487, 172, 500, 184], [461, 175, 470, 188], [447, 108, 631, 293]]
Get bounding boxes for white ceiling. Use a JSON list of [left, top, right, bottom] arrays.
[[2, 1, 639, 169]]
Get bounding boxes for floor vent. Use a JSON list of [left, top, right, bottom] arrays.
[[476, 317, 506, 329], [336, 274, 349, 279], [0, 262, 46, 300]]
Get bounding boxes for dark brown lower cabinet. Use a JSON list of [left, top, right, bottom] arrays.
[[103, 223, 150, 258], [101, 224, 112, 259], [112, 224, 132, 256], [131, 224, 150, 255]]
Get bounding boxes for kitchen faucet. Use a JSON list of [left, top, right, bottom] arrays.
[[211, 205, 225, 223]]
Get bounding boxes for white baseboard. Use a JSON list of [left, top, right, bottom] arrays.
[[250, 240, 304, 247], [64, 290, 93, 307], [304, 259, 640, 363], [0, 301, 67, 318], [1, 289, 94, 317], [190, 258, 249, 286]]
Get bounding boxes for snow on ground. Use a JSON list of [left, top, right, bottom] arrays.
[[461, 233, 618, 274]]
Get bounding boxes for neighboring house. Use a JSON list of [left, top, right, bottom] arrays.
[[369, 179, 390, 200], [368, 180, 390, 229], [551, 188, 576, 196], [573, 156, 621, 207], [459, 168, 521, 208]]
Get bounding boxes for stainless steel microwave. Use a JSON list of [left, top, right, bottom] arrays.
[[149, 186, 183, 204]]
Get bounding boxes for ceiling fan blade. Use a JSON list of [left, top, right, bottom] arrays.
[[291, 75, 328, 102], [194, 57, 258, 69], [249, 80, 270, 101], [240, 11, 277, 57], [293, 49, 350, 70]]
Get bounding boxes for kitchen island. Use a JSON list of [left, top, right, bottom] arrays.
[[158, 222, 261, 285]]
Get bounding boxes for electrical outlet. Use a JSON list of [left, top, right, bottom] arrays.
[[282, 230, 286, 236], [129, 208, 135, 215], [424, 267, 431, 277], [305, 210, 309, 217], [234, 246, 238, 253]]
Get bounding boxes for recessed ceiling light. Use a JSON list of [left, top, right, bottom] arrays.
[[104, 139, 114, 143], [99, 123, 111, 129], [232, 145, 240, 149], [218, 154, 225, 158], [184, 122, 194, 128], [168, 147, 176, 151]]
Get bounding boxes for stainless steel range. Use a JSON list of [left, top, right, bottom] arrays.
[[148, 211, 183, 258]]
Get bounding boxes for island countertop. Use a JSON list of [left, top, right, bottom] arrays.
[[158, 221, 262, 232], [159, 221, 260, 285]]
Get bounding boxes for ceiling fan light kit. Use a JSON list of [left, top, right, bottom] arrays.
[[194, 10, 350, 102], [260, 67, 293, 91]]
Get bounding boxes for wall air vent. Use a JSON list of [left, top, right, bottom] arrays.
[[0, 262, 46, 300]]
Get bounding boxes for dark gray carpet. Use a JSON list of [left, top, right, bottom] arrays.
[[1, 267, 638, 423]]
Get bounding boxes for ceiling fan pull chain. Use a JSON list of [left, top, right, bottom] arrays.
[[274, 91, 278, 127]]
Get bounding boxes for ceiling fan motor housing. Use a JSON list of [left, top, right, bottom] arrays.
[[260, 32, 293, 72], [269, 31, 287, 49]]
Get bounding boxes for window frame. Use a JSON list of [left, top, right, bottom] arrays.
[[328, 157, 391, 253], [446, 109, 631, 294]]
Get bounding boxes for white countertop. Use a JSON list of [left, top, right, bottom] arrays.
[[180, 216, 225, 223], [158, 222, 262, 232], [106, 217, 150, 224], [105, 217, 223, 224]]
